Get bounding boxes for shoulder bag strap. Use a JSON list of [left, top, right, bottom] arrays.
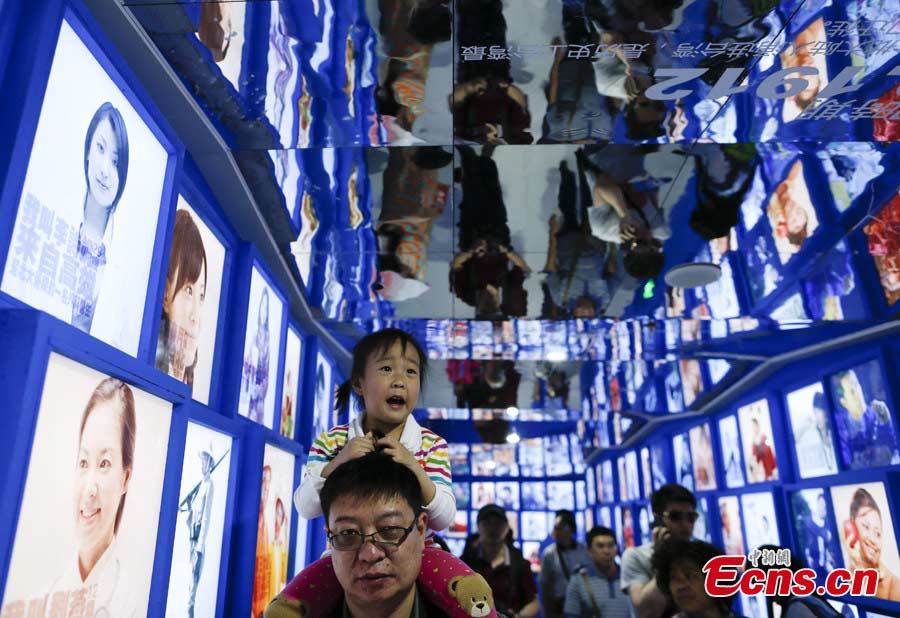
[[557, 547, 571, 580], [580, 571, 602, 617]]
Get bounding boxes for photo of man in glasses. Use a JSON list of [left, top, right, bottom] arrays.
[[620, 484, 698, 618]]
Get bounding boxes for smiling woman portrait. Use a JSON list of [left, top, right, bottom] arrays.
[[45, 377, 139, 616], [156, 208, 208, 388]]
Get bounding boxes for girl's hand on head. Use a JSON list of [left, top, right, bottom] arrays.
[[334, 433, 377, 467], [376, 436, 419, 471]]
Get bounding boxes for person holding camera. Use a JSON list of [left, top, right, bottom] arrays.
[[621, 484, 698, 618]]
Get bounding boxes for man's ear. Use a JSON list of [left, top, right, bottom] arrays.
[[416, 511, 428, 535]]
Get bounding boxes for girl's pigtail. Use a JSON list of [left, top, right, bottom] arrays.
[[334, 380, 353, 414]]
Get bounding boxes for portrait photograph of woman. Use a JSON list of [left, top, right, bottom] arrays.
[[831, 482, 900, 602], [238, 267, 285, 429], [1, 354, 172, 618], [0, 19, 170, 357], [251, 445, 296, 618], [689, 423, 717, 491], [166, 422, 232, 618], [279, 327, 302, 439], [156, 199, 226, 405], [765, 160, 819, 264], [312, 350, 334, 440]]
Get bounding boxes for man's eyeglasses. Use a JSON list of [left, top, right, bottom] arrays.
[[327, 520, 417, 551], [664, 510, 699, 523]]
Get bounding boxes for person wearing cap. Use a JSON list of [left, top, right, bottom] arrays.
[[178, 446, 216, 618], [463, 504, 539, 618], [622, 484, 698, 618], [540, 509, 593, 618]]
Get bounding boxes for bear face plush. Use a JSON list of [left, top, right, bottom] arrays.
[[448, 574, 493, 618]]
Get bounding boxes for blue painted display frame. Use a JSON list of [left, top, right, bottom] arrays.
[[0, 0, 182, 363], [151, 402, 244, 618], [288, 454, 312, 576], [222, 244, 290, 431], [0, 310, 188, 618], [228, 425, 304, 617]]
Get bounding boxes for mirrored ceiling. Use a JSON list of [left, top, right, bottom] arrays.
[[128, 0, 900, 453]]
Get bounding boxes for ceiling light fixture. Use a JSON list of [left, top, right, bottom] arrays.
[[664, 262, 722, 288]]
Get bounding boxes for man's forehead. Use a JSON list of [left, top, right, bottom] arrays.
[[328, 493, 413, 525]]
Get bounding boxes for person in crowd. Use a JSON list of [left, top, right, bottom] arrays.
[[453, 360, 522, 411], [156, 209, 208, 388], [540, 510, 593, 618], [464, 504, 540, 617], [621, 484, 697, 618], [453, 0, 533, 144], [652, 539, 745, 618], [375, 147, 452, 301], [754, 545, 843, 618], [277, 452, 451, 616], [564, 526, 633, 618], [374, 0, 451, 138], [451, 146, 530, 318], [541, 161, 611, 318], [577, 145, 693, 281], [540, 4, 616, 146], [285, 328, 470, 613], [688, 145, 757, 241]]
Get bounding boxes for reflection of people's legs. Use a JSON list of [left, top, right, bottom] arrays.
[[557, 162, 579, 232], [457, 146, 512, 250]]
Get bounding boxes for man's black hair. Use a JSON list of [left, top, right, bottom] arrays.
[[650, 483, 696, 515], [688, 199, 740, 240], [408, 1, 452, 44], [586, 526, 616, 548], [320, 451, 424, 522], [555, 509, 577, 531], [412, 146, 454, 170], [623, 242, 665, 280], [623, 102, 666, 141], [652, 538, 725, 596]]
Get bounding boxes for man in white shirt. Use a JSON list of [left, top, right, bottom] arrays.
[[620, 484, 697, 618]]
